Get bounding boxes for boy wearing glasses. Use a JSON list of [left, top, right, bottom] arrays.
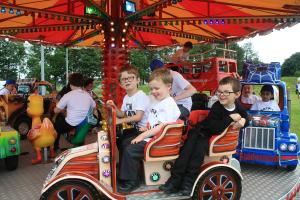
[[107, 66, 150, 155], [118, 68, 180, 193], [250, 85, 280, 111], [160, 76, 248, 195]]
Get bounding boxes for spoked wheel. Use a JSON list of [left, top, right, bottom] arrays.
[[193, 167, 242, 200], [40, 179, 105, 200]]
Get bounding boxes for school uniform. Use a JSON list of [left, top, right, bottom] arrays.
[[166, 101, 249, 191], [119, 96, 180, 181], [117, 91, 150, 158]]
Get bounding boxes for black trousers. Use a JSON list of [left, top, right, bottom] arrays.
[[54, 114, 76, 150], [169, 128, 209, 188], [117, 128, 140, 166], [120, 141, 147, 181]]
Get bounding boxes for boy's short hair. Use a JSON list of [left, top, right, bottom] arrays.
[[69, 72, 84, 87], [261, 85, 273, 94], [219, 76, 241, 92], [84, 78, 94, 87], [149, 68, 173, 85], [184, 41, 193, 49], [119, 66, 140, 80]]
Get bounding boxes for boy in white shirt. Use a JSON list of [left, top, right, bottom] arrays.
[[251, 85, 280, 111], [107, 66, 149, 154], [54, 73, 95, 150], [118, 68, 181, 193]]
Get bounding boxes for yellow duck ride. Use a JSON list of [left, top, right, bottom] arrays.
[[27, 93, 57, 164]]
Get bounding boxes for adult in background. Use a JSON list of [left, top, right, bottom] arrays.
[[0, 79, 16, 95]]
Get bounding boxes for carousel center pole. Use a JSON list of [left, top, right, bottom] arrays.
[[102, 0, 128, 108]]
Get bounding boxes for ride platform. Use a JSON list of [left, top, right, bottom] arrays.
[[0, 134, 299, 200]]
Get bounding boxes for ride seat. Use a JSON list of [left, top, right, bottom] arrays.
[[144, 120, 184, 162], [64, 119, 90, 146], [143, 120, 184, 185], [208, 126, 240, 157], [188, 110, 240, 156]]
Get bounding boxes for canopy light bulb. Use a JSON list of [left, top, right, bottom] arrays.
[[110, 21, 114, 26], [111, 28, 115, 32]]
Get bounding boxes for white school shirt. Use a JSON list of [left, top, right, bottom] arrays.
[[171, 70, 193, 111], [250, 100, 280, 112], [121, 90, 150, 128], [56, 89, 96, 126], [145, 96, 180, 142], [241, 95, 260, 104]]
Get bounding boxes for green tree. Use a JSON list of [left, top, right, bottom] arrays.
[[282, 52, 300, 76], [25, 44, 102, 86], [0, 40, 25, 80], [241, 42, 260, 64], [68, 48, 102, 80]]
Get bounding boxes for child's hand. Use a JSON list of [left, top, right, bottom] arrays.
[[106, 100, 116, 107], [232, 118, 246, 129], [116, 118, 122, 125], [131, 134, 144, 144], [139, 126, 148, 132], [229, 113, 241, 122]]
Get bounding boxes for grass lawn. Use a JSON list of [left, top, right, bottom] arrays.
[[282, 76, 300, 138]]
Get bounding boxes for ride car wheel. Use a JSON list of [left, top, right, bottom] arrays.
[[4, 155, 19, 171], [40, 179, 105, 200], [15, 116, 31, 139], [193, 167, 242, 200], [286, 165, 297, 171]]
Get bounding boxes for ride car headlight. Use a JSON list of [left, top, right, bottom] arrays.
[[288, 144, 296, 152], [279, 143, 287, 151], [8, 138, 16, 145]]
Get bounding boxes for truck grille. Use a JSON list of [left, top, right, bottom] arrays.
[[243, 127, 275, 151]]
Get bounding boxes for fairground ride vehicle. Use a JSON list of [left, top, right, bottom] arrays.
[[0, 95, 21, 170], [165, 48, 238, 110], [234, 62, 300, 171], [40, 107, 243, 200], [8, 79, 57, 139]]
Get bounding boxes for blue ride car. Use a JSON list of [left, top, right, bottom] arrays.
[[234, 62, 300, 171]]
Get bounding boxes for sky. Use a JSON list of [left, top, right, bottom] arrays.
[[238, 23, 300, 64]]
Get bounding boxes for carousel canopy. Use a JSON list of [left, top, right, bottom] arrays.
[[0, 0, 300, 47]]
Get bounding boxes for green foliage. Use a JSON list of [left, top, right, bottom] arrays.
[[241, 42, 260, 64], [25, 44, 102, 86], [282, 52, 300, 76], [68, 48, 102, 80], [281, 76, 300, 137], [0, 40, 26, 80], [229, 43, 245, 73]]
